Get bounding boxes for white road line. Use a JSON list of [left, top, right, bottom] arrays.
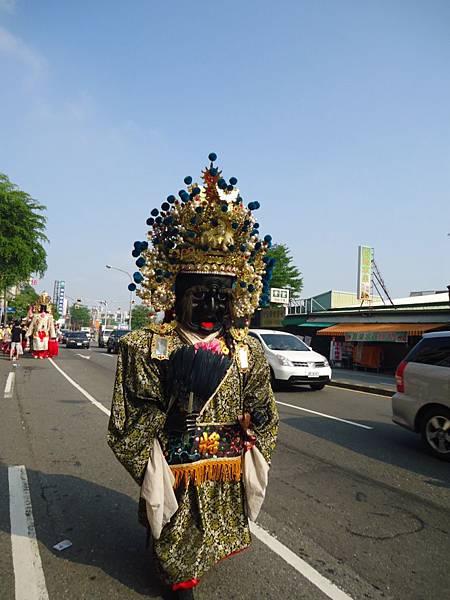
[[4, 371, 15, 398], [250, 522, 354, 600], [76, 353, 91, 360], [48, 358, 110, 417], [99, 353, 115, 357], [276, 400, 373, 430], [8, 465, 49, 600]]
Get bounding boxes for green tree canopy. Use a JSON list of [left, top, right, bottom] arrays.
[[0, 174, 48, 291], [266, 243, 303, 298], [131, 304, 152, 330], [69, 304, 91, 328], [8, 284, 38, 319]]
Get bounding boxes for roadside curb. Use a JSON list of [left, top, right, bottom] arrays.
[[328, 380, 394, 397]]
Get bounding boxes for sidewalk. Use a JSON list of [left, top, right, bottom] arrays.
[[329, 367, 396, 396]]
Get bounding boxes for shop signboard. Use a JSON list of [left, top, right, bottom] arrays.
[[345, 331, 408, 343], [357, 245, 373, 300], [270, 288, 289, 304]]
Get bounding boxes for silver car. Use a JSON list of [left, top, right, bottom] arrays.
[[392, 331, 450, 461]]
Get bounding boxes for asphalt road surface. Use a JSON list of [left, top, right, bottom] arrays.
[[1, 345, 449, 600]]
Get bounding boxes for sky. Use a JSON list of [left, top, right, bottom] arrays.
[[1, 0, 450, 310]]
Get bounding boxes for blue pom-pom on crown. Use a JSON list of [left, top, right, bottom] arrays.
[[136, 257, 146, 267], [133, 272, 144, 283], [128, 283, 136, 292], [208, 152, 217, 162], [229, 177, 238, 185], [184, 176, 193, 185]]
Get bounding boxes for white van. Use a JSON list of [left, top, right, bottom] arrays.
[[249, 329, 332, 390]]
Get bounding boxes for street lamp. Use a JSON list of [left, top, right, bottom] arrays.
[[105, 265, 133, 329]]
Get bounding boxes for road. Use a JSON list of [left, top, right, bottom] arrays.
[[1, 345, 449, 600]]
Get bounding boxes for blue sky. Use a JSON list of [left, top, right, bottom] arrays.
[[1, 0, 449, 309]]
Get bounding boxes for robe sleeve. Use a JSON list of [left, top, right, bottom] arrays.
[[107, 330, 168, 485], [242, 336, 279, 464]]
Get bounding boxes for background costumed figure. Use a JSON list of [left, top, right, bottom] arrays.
[[26, 292, 57, 359], [108, 153, 279, 599]]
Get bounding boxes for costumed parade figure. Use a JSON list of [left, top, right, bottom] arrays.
[[108, 153, 279, 599], [26, 292, 57, 359]]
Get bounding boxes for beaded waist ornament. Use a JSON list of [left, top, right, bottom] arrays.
[[164, 423, 244, 488]]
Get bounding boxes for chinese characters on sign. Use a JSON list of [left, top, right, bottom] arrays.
[[345, 332, 408, 343], [270, 288, 290, 305], [357, 245, 373, 300]]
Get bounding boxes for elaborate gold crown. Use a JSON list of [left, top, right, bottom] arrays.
[[35, 292, 53, 313], [129, 153, 274, 317]]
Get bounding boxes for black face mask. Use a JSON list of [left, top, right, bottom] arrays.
[[175, 274, 235, 334]]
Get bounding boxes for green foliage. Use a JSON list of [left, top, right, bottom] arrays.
[[0, 173, 48, 290], [131, 304, 151, 330], [69, 304, 91, 328], [9, 284, 39, 319], [266, 243, 303, 298]]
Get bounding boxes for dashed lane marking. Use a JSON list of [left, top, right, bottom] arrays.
[[4, 371, 15, 398], [9, 465, 49, 600], [47, 359, 357, 599], [48, 358, 110, 416], [276, 400, 373, 430], [76, 354, 91, 360]]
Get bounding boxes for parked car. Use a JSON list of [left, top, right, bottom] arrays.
[[65, 331, 90, 349], [249, 329, 332, 390], [106, 329, 131, 353], [392, 331, 450, 461], [98, 328, 114, 348]]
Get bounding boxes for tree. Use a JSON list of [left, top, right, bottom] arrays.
[[131, 304, 152, 330], [266, 243, 303, 298], [0, 174, 48, 291], [8, 284, 38, 319], [69, 304, 91, 328]]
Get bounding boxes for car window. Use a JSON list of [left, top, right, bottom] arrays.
[[68, 332, 88, 339], [260, 333, 311, 351], [408, 337, 450, 368]]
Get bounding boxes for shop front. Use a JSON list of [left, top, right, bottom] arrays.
[[317, 323, 447, 372]]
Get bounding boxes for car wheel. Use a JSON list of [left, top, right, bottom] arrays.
[[420, 407, 450, 462], [310, 383, 326, 391], [270, 368, 279, 391], [107, 346, 111, 353]]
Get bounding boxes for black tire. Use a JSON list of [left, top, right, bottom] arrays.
[[310, 383, 326, 391], [107, 346, 111, 353], [270, 368, 281, 391], [420, 407, 450, 462]]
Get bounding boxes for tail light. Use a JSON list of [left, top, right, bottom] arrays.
[[395, 360, 408, 393]]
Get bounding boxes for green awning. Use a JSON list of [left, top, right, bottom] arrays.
[[282, 316, 335, 327], [297, 322, 336, 328]]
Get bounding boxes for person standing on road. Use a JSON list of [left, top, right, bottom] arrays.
[[9, 320, 24, 362], [108, 154, 279, 599]]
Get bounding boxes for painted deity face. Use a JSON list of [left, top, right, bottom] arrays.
[[175, 274, 235, 334]]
